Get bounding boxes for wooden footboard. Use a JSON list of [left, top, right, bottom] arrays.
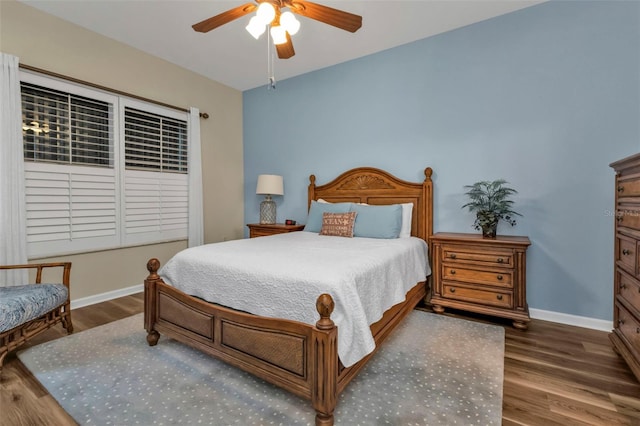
[[144, 259, 426, 425]]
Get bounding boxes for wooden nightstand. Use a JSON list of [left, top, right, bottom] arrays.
[[247, 223, 305, 238], [429, 232, 531, 330]]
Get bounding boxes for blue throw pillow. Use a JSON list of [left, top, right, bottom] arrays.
[[350, 203, 403, 239], [304, 201, 353, 233]]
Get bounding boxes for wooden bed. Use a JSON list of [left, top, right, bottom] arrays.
[[144, 166, 434, 425]]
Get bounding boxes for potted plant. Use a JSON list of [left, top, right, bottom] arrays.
[[462, 179, 522, 238]]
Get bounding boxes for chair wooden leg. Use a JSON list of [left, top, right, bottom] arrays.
[[61, 313, 73, 334], [0, 350, 8, 378]]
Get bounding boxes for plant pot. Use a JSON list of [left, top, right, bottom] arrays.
[[481, 222, 498, 239], [476, 211, 499, 238]]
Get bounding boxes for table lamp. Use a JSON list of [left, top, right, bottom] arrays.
[[256, 174, 283, 224]]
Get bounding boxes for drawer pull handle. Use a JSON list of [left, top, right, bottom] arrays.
[[620, 283, 628, 290], [617, 215, 623, 222], [497, 275, 503, 280], [449, 287, 456, 293], [637, 328, 640, 334], [618, 319, 625, 325], [618, 185, 625, 192], [497, 257, 504, 263], [450, 253, 457, 259], [496, 294, 503, 301], [622, 249, 631, 255], [450, 269, 456, 275]]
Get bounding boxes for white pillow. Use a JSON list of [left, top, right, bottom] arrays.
[[399, 203, 413, 238], [316, 199, 413, 238]]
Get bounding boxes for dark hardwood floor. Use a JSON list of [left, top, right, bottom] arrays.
[[1, 293, 639, 425]]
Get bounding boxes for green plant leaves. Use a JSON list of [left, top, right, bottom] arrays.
[[462, 180, 521, 229]]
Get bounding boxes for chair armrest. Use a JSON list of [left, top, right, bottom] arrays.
[[0, 262, 72, 289]]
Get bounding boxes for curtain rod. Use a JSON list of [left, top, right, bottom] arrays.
[[18, 64, 209, 119]]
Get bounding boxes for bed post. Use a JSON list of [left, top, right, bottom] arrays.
[[313, 293, 338, 426], [308, 174, 317, 211], [145, 258, 161, 346]]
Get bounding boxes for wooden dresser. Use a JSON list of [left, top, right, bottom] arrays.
[[430, 232, 531, 329], [610, 153, 640, 382], [247, 223, 305, 238]]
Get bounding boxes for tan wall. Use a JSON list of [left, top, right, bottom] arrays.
[[0, 0, 245, 300]]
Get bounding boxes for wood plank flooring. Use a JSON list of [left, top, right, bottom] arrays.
[[1, 293, 639, 425]]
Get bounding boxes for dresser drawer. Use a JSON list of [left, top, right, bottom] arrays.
[[617, 208, 640, 232], [442, 266, 513, 288], [617, 235, 637, 274], [617, 175, 640, 198], [618, 271, 640, 309], [442, 283, 513, 309], [617, 304, 640, 353], [442, 245, 513, 268], [249, 229, 273, 238]]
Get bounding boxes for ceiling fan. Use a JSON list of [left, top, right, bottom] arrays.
[[192, 0, 362, 59]]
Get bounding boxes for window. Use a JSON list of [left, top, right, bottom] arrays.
[[124, 107, 188, 172], [21, 72, 189, 258], [22, 82, 112, 167]]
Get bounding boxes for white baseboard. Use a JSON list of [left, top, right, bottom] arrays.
[[70, 285, 614, 333], [529, 308, 613, 332], [71, 283, 143, 310]]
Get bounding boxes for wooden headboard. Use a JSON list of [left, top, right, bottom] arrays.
[[307, 167, 434, 249]]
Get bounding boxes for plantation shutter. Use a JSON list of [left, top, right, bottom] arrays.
[[25, 163, 119, 258], [21, 76, 119, 257], [122, 104, 188, 245]]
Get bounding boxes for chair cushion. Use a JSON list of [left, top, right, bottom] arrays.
[[0, 284, 68, 333]]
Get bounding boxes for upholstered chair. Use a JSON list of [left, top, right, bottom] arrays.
[[0, 262, 73, 375]]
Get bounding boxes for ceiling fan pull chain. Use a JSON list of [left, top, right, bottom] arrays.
[[267, 27, 276, 90]]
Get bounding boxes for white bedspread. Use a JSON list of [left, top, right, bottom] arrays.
[[159, 232, 430, 367]]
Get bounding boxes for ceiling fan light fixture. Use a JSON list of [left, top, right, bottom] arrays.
[[246, 16, 266, 39], [280, 11, 300, 36], [270, 25, 287, 45], [255, 2, 276, 25]]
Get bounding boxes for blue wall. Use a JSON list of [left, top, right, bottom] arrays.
[[243, 1, 640, 321]]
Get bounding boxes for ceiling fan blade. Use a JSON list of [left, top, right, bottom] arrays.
[[276, 33, 295, 59], [192, 3, 257, 33], [286, 1, 362, 33]]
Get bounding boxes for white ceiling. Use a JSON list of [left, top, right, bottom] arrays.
[[20, 0, 545, 91]]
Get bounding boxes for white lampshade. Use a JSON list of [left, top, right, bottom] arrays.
[[280, 11, 300, 36], [246, 16, 266, 39], [256, 2, 276, 25], [256, 174, 284, 195], [270, 25, 287, 45]]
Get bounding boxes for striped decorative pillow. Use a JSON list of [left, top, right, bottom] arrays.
[[319, 211, 357, 237]]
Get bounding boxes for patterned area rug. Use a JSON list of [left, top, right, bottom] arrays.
[[18, 310, 504, 425]]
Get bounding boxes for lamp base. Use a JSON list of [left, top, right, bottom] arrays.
[[260, 195, 277, 224]]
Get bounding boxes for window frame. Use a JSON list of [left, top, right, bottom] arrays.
[[20, 71, 190, 258]]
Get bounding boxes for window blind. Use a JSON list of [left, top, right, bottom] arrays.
[[21, 82, 112, 167]]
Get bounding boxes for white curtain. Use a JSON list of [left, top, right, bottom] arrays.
[[0, 53, 28, 285], [188, 107, 204, 247]]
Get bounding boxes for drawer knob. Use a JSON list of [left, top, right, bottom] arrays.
[[618, 319, 625, 325], [449, 287, 456, 293], [497, 257, 504, 263], [617, 215, 623, 222], [450, 253, 457, 259], [637, 327, 640, 334], [618, 185, 625, 192], [622, 249, 631, 255], [450, 269, 456, 275], [497, 275, 503, 280], [496, 294, 503, 300], [620, 283, 628, 290]]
